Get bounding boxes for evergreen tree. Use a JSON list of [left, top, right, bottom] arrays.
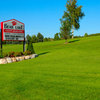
[[26, 34, 32, 43], [32, 35, 38, 43], [27, 42, 35, 54], [84, 33, 88, 37], [37, 33, 44, 42], [62, 0, 85, 38], [26, 34, 35, 54], [54, 33, 60, 40]]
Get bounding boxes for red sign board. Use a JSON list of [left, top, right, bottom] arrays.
[[1, 19, 25, 41]]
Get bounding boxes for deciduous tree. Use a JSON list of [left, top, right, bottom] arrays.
[[54, 33, 60, 40], [62, 0, 85, 39], [60, 19, 71, 43]]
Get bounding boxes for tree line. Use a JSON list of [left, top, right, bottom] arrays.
[[26, 0, 85, 43], [27, 32, 98, 44], [26, 33, 54, 43], [2, 0, 85, 44], [26, 32, 70, 43]]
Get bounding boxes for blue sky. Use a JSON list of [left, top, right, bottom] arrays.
[[0, 0, 100, 37]]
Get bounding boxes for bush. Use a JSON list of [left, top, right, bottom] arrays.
[[23, 50, 32, 56], [84, 33, 88, 37], [14, 52, 23, 57], [0, 55, 3, 58], [8, 52, 15, 57], [3, 53, 8, 57], [26, 34, 32, 43], [2, 50, 34, 58], [27, 42, 35, 54]]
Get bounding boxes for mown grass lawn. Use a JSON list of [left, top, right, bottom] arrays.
[[0, 36, 100, 100]]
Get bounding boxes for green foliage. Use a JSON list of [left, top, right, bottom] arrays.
[[59, 32, 63, 39], [3, 52, 23, 57], [8, 52, 15, 57], [84, 33, 88, 37], [3, 51, 33, 57], [0, 55, 3, 58], [14, 52, 23, 57], [74, 35, 83, 38], [27, 42, 35, 54], [54, 33, 60, 40], [3, 53, 8, 57], [23, 50, 32, 56], [26, 34, 32, 43], [26, 34, 35, 54], [43, 37, 53, 42], [32, 35, 38, 43], [60, 19, 71, 40], [61, 0, 85, 38], [88, 33, 100, 37], [43, 37, 48, 42], [37, 33, 44, 42], [43, 37, 51, 42]]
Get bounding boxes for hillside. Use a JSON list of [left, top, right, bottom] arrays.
[[0, 36, 100, 100]]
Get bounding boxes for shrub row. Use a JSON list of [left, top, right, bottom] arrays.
[[2, 50, 32, 58]]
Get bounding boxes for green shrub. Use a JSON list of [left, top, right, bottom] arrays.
[[2, 50, 34, 58], [14, 52, 23, 57], [0, 55, 3, 58], [84, 33, 88, 37], [3, 53, 8, 57], [23, 50, 32, 56], [27, 42, 35, 54], [8, 52, 15, 57]]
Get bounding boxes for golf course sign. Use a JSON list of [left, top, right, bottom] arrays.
[[1, 19, 25, 41]]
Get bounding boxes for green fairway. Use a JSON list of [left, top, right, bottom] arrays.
[[0, 36, 100, 100]]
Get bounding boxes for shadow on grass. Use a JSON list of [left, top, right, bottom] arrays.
[[38, 52, 49, 56], [68, 39, 80, 43]]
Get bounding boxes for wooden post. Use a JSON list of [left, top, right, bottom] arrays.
[[1, 29, 3, 56], [23, 37, 25, 52], [23, 28, 25, 52]]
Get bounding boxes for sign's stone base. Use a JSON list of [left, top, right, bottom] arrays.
[[0, 54, 38, 64]]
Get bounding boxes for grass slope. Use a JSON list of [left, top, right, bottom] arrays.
[[0, 36, 100, 100]]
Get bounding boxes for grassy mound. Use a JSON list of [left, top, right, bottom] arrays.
[[0, 36, 100, 100]]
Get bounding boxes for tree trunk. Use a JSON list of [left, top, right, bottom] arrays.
[[70, 0, 72, 5], [70, 0, 71, 4], [64, 39, 68, 44], [72, 32, 74, 39], [72, 29, 74, 39]]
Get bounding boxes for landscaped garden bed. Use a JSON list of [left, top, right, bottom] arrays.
[[0, 51, 38, 64]]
